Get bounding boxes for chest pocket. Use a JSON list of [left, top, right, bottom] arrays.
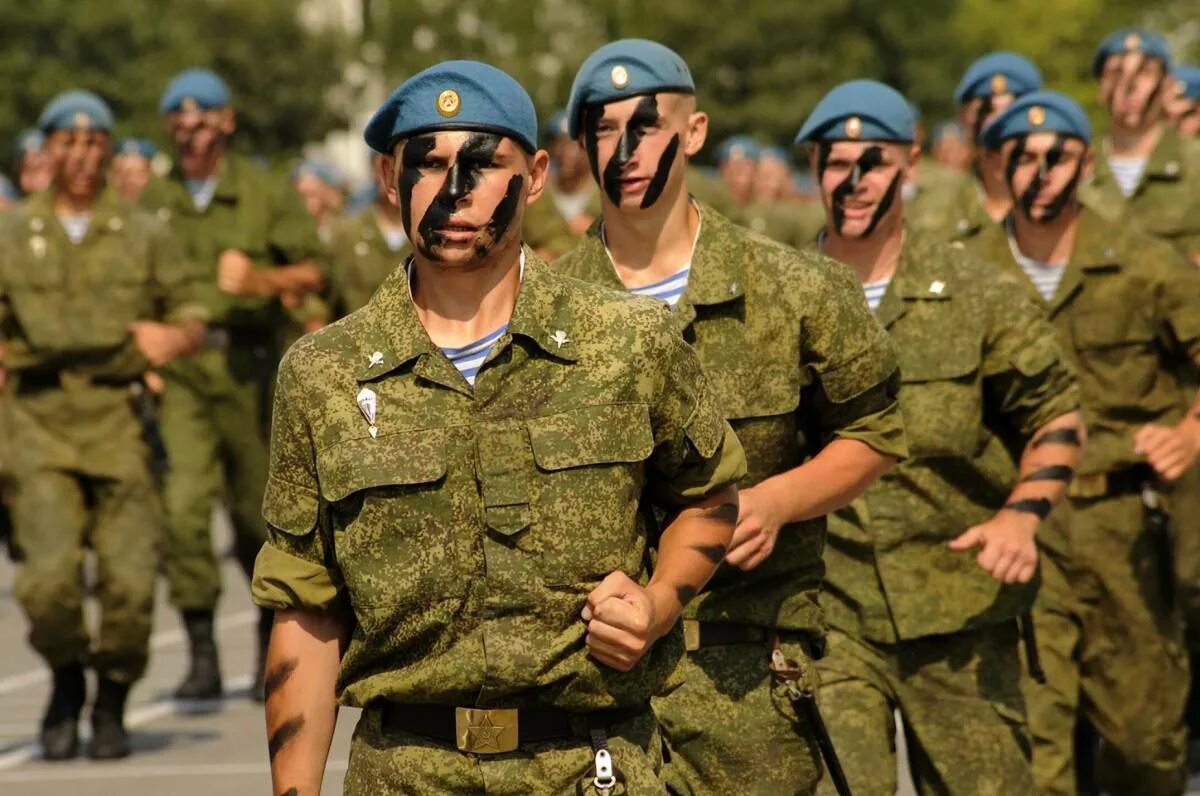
[[897, 338, 984, 458], [1071, 310, 1158, 398], [524, 403, 656, 585], [316, 429, 457, 609]]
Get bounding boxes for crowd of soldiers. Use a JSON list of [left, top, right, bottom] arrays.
[[0, 21, 1198, 796]]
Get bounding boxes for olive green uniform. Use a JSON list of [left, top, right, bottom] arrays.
[[327, 209, 409, 318], [0, 190, 208, 683], [905, 167, 994, 242], [523, 194, 577, 261], [251, 249, 748, 795], [558, 206, 908, 796], [740, 200, 824, 249], [814, 231, 1079, 796], [139, 155, 326, 610], [967, 208, 1200, 794]]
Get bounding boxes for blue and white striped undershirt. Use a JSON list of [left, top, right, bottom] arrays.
[[1108, 156, 1147, 198], [629, 267, 691, 308], [862, 279, 890, 314], [57, 214, 90, 244], [1006, 219, 1066, 302]]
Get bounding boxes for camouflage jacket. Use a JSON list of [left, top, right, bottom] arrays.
[[818, 230, 1079, 643], [139, 153, 328, 329], [251, 248, 747, 711], [905, 167, 994, 243], [327, 209, 408, 318], [556, 205, 907, 636], [966, 207, 1200, 478], [1081, 127, 1200, 265], [739, 199, 825, 250]]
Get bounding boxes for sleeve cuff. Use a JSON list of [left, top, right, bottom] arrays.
[[251, 542, 341, 611]]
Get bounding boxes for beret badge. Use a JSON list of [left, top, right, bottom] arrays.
[[436, 89, 461, 118]]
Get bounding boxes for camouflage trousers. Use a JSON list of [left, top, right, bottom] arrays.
[[815, 622, 1031, 796], [343, 704, 665, 795], [160, 346, 270, 610], [1167, 466, 1200, 647], [1027, 490, 1188, 795], [653, 634, 823, 796]]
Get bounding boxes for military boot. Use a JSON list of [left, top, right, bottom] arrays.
[[174, 609, 222, 700], [40, 662, 86, 761], [88, 677, 131, 759], [252, 607, 273, 703]]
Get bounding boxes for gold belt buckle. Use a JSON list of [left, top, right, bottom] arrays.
[[1068, 472, 1107, 499], [682, 619, 701, 652], [455, 707, 519, 754]]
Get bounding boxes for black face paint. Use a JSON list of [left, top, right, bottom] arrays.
[[585, 94, 679, 208], [818, 143, 901, 237], [1006, 134, 1082, 224], [972, 94, 996, 143], [399, 132, 521, 260]]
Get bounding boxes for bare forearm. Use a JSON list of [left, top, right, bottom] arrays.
[[756, 438, 896, 524], [1002, 411, 1086, 521], [260, 262, 325, 298], [646, 485, 738, 637], [265, 608, 346, 796]]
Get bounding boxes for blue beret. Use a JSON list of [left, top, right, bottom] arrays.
[[759, 146, 791, 164], [981, 90, 1092, 149], [566, 39, 694, 139], [716, 136, 761, 163], [954, 52, 1042, 105], [1093, 29, 1171, 77], [346, 180, 379, 214], [1173, 65, 1200, 100], [0, 175, 18, 202], [14, 128, 45, 156], [159, 68, 232, 114], [115, 137, 156, 160], [932, 120, 965, 144], [293, 160, 344, 189], [795, 80, 915, 144], [38, 90, 114, 134], [542, 109, 569, 141], [364, 60, 538, 154]]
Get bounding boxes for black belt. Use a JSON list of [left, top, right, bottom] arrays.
[[1069, 463, 1156, 500], [682, 619, 767, 651], [13, 370, 136, 396], [378, 701, 648, 754]]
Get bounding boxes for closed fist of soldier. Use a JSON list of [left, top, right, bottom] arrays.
[[128, 321, 186, 368], [582, 572, 662, 672], [1135, 422, 1200, 482], [948, 511, 1039, 584], [217, 249, 265, 297]]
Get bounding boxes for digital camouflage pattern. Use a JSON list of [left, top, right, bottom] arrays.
[[326, 209, 408, 317], [0, 189, 209, 682], [820, 229, 1079, 644], [344, 707, 664, 795], [556, 205, 906, 795], [966, 208, 1200, 794], [1080, 127, 1200, 266], [252, 248, 747, 715], [816, 624, 1031, 796], [140, 153, 327, 610]]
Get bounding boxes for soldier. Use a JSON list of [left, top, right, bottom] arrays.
[[930, 120, 971, 172], [325, 153, 410, 318], [292, 160, 345, 243], [140, 68, 328, 701], [0, 175, 17, 212], [251, 60, 747, 795], [13, 129, 54, 197], [1166, 66, 1200, 141], [0, 91, 208, 759], [967, 90, 1200, 794], [1082, 28, 1200, 265], [542, 110, 600, 236], [794, 80, 1083, 796], [557, 40, 908, 795], [740, 146, 825, 249], [110, 138, 156, 204], [907, 52, 1042, 241]]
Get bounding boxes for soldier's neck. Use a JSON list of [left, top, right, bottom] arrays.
[[823, 213, 904, 285], [410, 239, 523, 350], [1010, 207, 1080, 265], [53, 187, 100, 216], [1108, 118, 1165, 159], [179, 147, 226, 181], [601, 185, 699, 285], [374, 199, 403, 229], [977, 162, 1012, 221], [555, 169, 590, 194]]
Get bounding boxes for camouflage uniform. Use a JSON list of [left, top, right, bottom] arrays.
[[905, 168, 993, 243], [557, 205, 907, 796], [967, 207, 1200, 794], [740, 199, 825, 249], [814, 230, 1079, 795], [251, 250, 747, 794], [0, 190, 207, 682], [139, 154, 326, 611], [326, 209, 409, 318], [522, 194, 578, 261]]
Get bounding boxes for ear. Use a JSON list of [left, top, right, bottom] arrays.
[[377, 153, 400, 207], [1081, 147, 1096, 182], [904, 142, 921, 184], [220, 108, 237, 136], [684, 111, 709, 158], [526, 149, 551, 205]]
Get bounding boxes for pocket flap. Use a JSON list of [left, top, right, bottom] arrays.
[[529, 404, 655, 471], [317, 429, 446, 502], [899, 338, 981, 383]]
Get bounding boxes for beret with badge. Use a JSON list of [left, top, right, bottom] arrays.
[[1172, 65, 1200, 101], [980, 90, 1092, 148], [565, 39, 694, 139], [1092, 28, 1171, 77], [364, 60, 539, 155], [159, 68, 232, 115], [795, 80, 915, 144], [38, 90, 114, 134], [115, 138, 157, 160], [715, 135, 762, 164], [953, 52, 1043, 105]]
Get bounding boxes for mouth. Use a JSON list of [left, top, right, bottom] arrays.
[[619, 176, 650, 195], [434, 221, 481, 241], [838, 202, 874, 221]]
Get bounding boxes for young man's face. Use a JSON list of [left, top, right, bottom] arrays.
[[1001, 131, 1092, 223], [46, 128, 110, 202], [811, 139, 916, 239], [110, 154, 152, 203], [579, 92, 706, 211], [1099, 51, 1167, 129], [753, 157, 792, 202], [165, 105, 234, 170], [549, 135, 590, 184], [294, 174, 330, 223], [18, 149, 54, 195], [381, 130, 547, 269], [959, 92, 1016, 143]]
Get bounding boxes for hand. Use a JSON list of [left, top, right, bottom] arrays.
[[725, 482, 784, 571], [128, 322, 186, 367], [948, 511, 1039, 584], [1135, 422, 1200, 482], [143, 371, 165, 395], [582, 572, 665, 672], [217, 249, 267, 297]]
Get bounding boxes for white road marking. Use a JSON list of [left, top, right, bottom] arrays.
[[0, 758, 349, 783]]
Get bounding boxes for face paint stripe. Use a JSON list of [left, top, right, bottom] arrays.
[[824, 144, 892, 236], [640, 133, 680, 209], [591, 94, 664, 207], [476, 174, 524, 256], [410, 132, 502, 259]]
